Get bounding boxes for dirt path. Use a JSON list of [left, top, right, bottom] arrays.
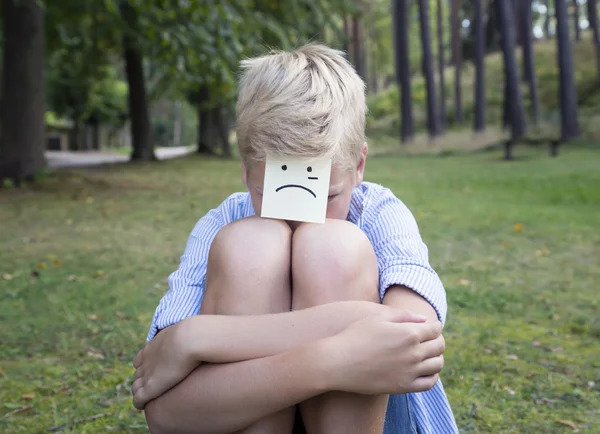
[[46, 146, 194, 169]]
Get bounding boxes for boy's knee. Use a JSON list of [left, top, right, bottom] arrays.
[[209, 216, 292, 272], [292, 219, 379, 308], [204, 217, 293, 315]]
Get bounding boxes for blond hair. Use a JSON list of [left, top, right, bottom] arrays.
[[235, 43, 366, 171]]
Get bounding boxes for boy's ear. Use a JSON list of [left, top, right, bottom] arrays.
[[241, 161, 248, 187], [355, 142, 369, 185]]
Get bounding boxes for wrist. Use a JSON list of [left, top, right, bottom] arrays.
[[303, 336, 344, 393], [179, 315, 207, 362]]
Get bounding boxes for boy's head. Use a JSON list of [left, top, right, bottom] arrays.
[[236, 43, 368, 224]]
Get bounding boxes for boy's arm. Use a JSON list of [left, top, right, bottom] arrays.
[[365, 187, 448, 325], [133, 301, 422, 408], [137, 306, 441, 434], [383, 285, 439, 323]]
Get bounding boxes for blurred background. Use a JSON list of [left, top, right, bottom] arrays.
[[0, 0, 599, 433]]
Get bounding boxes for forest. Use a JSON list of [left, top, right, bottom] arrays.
[[1, 0, 598, 181]]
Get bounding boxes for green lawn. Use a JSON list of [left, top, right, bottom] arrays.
[[1, 144, 599, 433]]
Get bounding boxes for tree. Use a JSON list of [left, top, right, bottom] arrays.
[[0, 0, 46, 182], [120, 1, 155, 161], [418, 0, 441, 138], [450, 0, 463, 122], [436, 0, 447, 130], [520, 0, 540, 124], [587, 0, 600, 80], [393, 0, 414, 142], [573, 0, 581, 41], [497, 0, 526, 159], [353, 3, 367, 80], [473, 0, 486, 132], [554, 0, 580, 145]]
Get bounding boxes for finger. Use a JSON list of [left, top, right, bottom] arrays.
[[133, 349, 143, 368], [419, 335, 445, 360], [416, 355, 444, 377], [390, 309, 427, 324], [133, 387, 147, 410], [416, 321, 442, 343], [131, 377, 144, 396], [411, 373, 440, 392], [133, 366, 143, 381]]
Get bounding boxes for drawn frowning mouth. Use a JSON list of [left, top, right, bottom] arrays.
[[275, 184, 316, 198]]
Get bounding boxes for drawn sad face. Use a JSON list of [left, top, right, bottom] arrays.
[[261, 156, 332, 224]]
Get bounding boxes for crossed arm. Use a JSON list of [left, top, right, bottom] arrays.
[[133, 287, 441, 434]]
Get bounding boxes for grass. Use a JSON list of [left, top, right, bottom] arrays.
[[1, 145, 600, 433]]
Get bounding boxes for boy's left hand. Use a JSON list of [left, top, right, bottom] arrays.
[[131, 318, 201, 410]]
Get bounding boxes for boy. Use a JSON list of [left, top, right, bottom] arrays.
[[132, 44, 458, 434]]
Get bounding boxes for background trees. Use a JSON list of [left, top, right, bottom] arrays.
[[1, 0, 598, 182]]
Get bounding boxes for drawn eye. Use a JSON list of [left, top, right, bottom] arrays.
[[307, 167, 312, 172], [281, 165, 287, 171]]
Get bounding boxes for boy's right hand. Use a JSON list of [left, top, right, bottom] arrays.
[[323, 311, 445, 395], [131, 317, 201, 410]]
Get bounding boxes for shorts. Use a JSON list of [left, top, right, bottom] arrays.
[[292, 394, 418, 434]]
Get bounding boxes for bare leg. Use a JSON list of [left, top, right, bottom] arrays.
[[201, 216, 295, 434], [292, 220, 388, 434]]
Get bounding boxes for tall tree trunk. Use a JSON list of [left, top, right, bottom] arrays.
[[544, 0, 552, 38], [473, 0, 486, 132], [555, 0, 580, 140], [344, 16, 354, 62], [418, 0, 441, 138], [196, 86, 214, 154], [497, 0, 526, 141], [520, 0, 540, 124], [91, 121, 100, 150], [436, 0, 447, 131], [173, 100, 182, 147], [587, 0, 600, 80], [573, 0, 581, 41], [451, 0, 463, 122], [0, 0, 45, 182], [215, 105, 231, 157], [352, 3, 366, 80], [393, 0, 414, 142], [121, 2, 155, 161], [368, 0, 378, 94]]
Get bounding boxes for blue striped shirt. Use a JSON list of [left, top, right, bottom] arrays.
[[147, 181, 458, 433]]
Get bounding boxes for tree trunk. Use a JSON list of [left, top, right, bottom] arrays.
[[497, 0, 526, 140], [555, 0, 580, 140], [70, 119, 81, 151], [587, 0, 600, 80], [418, 0, 441, 138], [368, 0, 378, 94], [215, 105, 231, 157], [344, 16, 354, 62], [573, 0, 581, 41], [520, 0, 540, 124], [352, 4, 366, 80], [393, 0, 414, 142], [121, 2, 155, 161], [196, 86, 215, 154], [173, 100, 182, 147], [451, 0, 463, 122], [91, 122, 100, 150], [543, 0, 551, 38], [0, 0, 45, 182], [436, 0, 447, 131], [473, 0, 486, 132]]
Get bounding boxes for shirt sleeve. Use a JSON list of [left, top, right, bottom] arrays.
[[363, 187, 447, 324], [146, 195, 240, 342]]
